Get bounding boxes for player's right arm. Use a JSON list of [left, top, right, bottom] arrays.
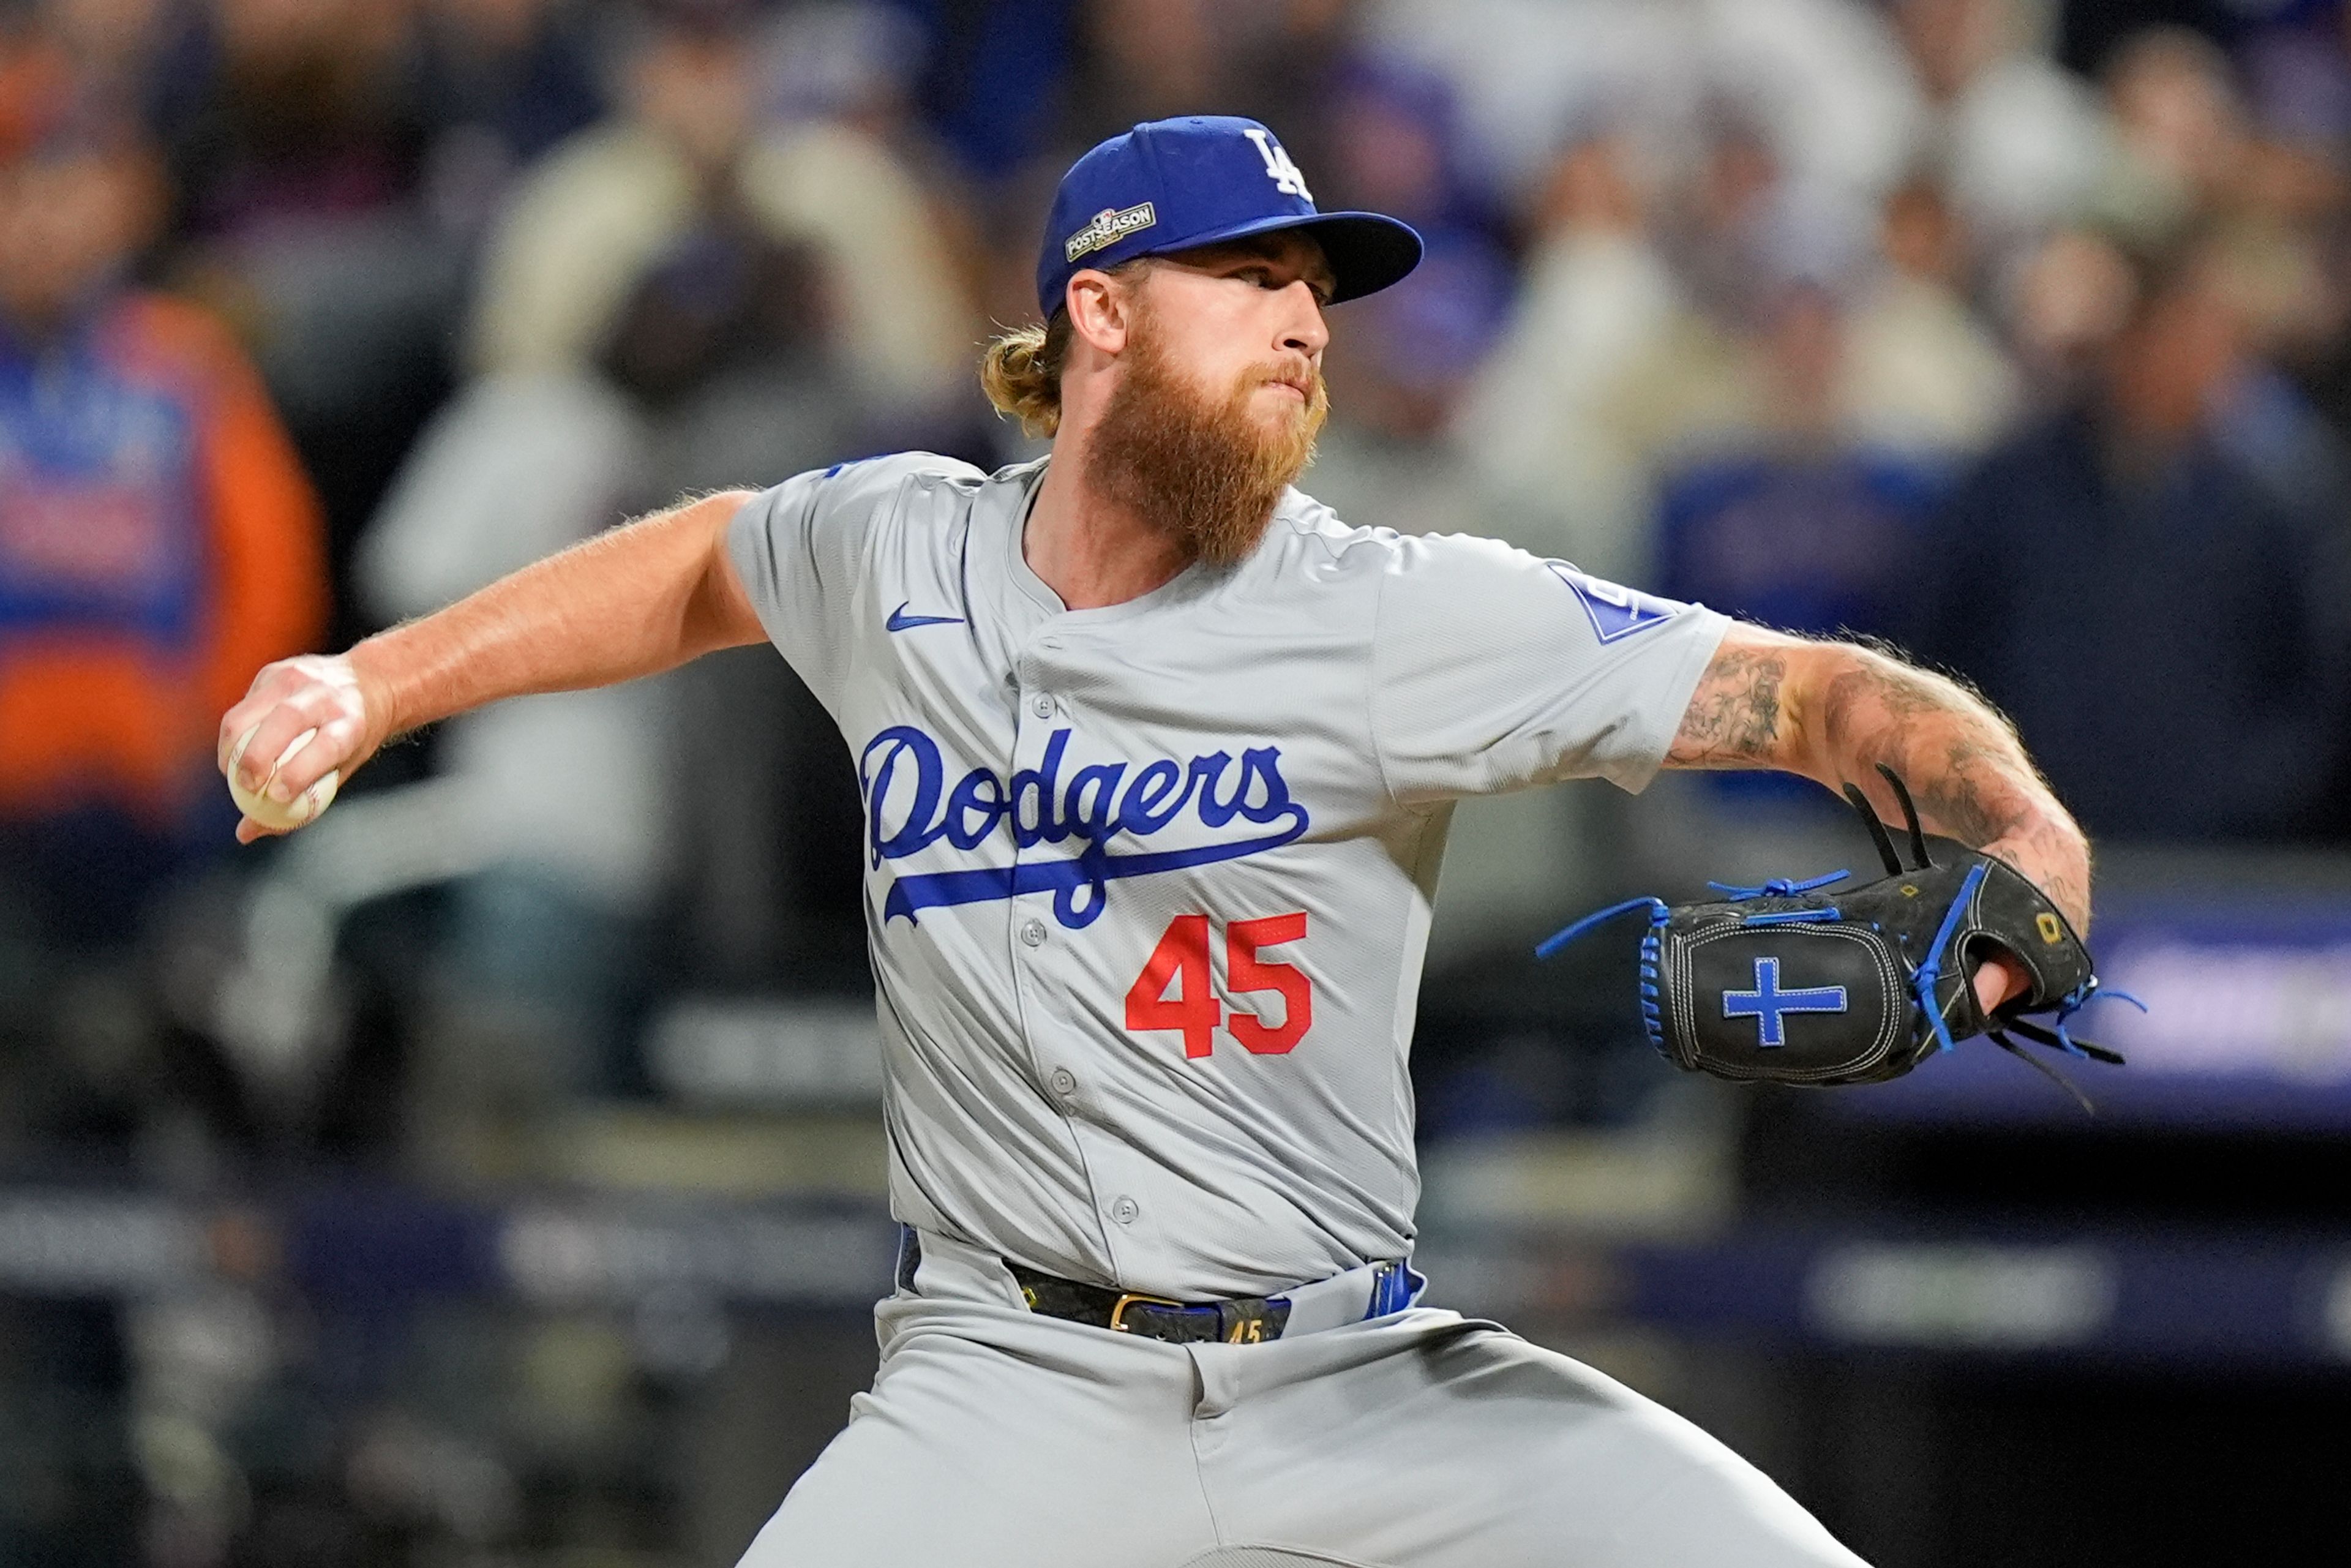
[[217, 489, 764, 841]]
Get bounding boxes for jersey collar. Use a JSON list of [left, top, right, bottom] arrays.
[[994, 456, 1223, 628]]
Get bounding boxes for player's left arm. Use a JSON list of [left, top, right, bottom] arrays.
[[1665, 622, 2091, 939]]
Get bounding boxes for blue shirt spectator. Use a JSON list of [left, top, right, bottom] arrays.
[[1657, 450, 1946, 645], [1916, 242, 2351, 842]]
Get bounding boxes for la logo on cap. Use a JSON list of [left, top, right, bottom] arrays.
[[1242, 127, 1312, 200], [1032, 114, 1422, 317]]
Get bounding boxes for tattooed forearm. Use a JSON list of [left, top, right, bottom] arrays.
[[1812, 645, 2089, 931], [1912, 741, 2007, 849], [1668, 626, 2092, 932], [1665, 644, 1788, 768], [1814, 662, 2034, 846]]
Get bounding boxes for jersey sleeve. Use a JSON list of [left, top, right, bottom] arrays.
[[1369, 533, 1730, 805], [725, 452, 973, 710]]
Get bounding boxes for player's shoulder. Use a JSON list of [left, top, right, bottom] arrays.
[[805, 449, 991, 500], [1261, 487, 1401, 571], [1262, 489, 1536, 580], [1261, 492, 1708, 642], [744, 451, 994, 529]]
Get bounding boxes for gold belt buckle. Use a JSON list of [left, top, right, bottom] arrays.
[[1108, 1291, 1184, 1333]]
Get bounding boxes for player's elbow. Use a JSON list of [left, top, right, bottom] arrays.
[[1776, 639, 1881, 784], [680, 490, 768, 657]]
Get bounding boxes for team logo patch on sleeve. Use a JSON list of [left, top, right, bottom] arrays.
[[1065, 202, 1158, 262], [1547, 563, 1688, 643]]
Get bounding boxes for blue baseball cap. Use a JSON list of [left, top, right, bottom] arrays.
[[1035, 115, 1423, 318]]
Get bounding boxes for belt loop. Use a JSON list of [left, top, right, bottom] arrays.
[[894, 1226, 923, 1294], [1363, 1258, 1426, 1319]]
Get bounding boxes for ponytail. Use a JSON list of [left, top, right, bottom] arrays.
[[978, 312, 1075, 438]]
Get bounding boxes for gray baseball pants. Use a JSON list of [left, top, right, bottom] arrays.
[[735, 1231, 1868, 1567]]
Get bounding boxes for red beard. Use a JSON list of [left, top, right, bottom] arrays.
[[1082, 303, 1330, 570]]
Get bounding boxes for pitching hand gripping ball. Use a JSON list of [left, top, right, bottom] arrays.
[[227, 724, 340, 831]]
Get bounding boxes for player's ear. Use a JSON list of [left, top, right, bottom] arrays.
[[1066, 268, 1133, 356]]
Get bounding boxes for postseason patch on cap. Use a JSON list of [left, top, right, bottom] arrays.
[[1065, 201, 1157, 263]]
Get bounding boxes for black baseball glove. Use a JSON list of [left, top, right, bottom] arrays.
[[1538, 765, 2138, 1106]]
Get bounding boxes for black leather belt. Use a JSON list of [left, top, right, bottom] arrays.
[[893, 1228, 1294, 1345], [1008, 1262, 1294, 1345]]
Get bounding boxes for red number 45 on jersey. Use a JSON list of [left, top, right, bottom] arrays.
[[1123, 912, 1311, 1059]]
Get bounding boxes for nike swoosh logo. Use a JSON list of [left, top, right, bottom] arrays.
[[886, 601, 964, 632]]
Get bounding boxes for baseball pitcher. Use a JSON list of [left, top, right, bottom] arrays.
[[220, 118, 2091, 1567]]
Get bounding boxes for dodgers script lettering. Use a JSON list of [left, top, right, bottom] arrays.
[[860, 726, 1312, 930]]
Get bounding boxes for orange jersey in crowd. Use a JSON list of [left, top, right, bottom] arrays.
[[0, 292, 325, 823]]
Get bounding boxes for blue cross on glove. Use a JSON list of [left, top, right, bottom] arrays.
[[1720, 957, 1847, 1048]]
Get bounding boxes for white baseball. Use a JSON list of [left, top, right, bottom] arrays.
[[227, 724, 340, 831]]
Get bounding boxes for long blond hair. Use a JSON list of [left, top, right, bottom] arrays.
[[977, 311, 1076, 438], [978, 260, 1155, 438]]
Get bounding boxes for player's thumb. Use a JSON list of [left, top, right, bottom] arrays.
[[1972, 951, 2031, 1015]]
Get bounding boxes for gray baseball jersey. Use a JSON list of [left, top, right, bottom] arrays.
[[726, 452, 1728, 1300]]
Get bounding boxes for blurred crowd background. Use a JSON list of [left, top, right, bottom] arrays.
[[6, 0, 2351, 1564]]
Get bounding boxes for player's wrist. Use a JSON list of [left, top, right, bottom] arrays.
[[342, 636, 414, 752], [1982, 817, 2092, 937]]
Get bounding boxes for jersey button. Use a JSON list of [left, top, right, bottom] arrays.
[[1020, 918, 1048, 947], [1111, 1196, 1139, 1226], [1049, 1068, 1076, 1097], [1030, 694, 1054, 719]]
